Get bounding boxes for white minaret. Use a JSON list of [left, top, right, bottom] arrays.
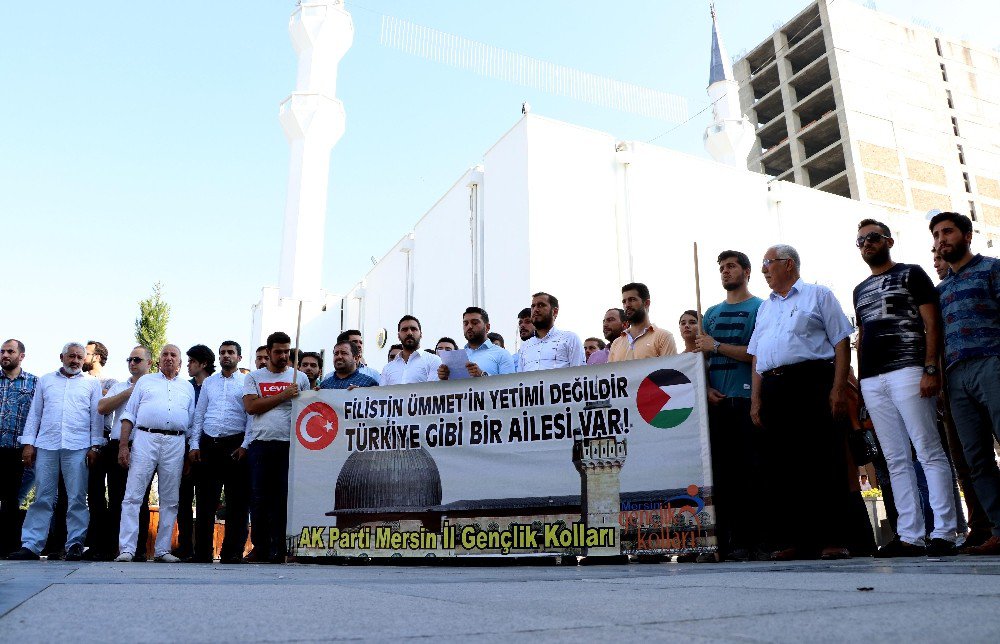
[[703, 5, 755, 167], [278, 0, 354, 301]]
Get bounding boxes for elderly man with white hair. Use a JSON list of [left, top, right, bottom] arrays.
[[747, 244, 857, 562], [8, 342, 103, 561], [114, 344, 195, 563]]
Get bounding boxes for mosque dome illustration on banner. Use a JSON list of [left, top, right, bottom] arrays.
[[334, 447, 443, 512]]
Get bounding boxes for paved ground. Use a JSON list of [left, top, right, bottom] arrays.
[[2, 556, 999, 642]]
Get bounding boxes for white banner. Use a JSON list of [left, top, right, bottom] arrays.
[[287, 352, 715, 559]]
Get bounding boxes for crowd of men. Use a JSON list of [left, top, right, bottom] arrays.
[[1, 211, 998, 564]]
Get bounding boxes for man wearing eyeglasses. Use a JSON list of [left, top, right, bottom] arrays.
[[747, 244, 855, 561], [91, 346, 153, 561], [853, 219, 957, 558]]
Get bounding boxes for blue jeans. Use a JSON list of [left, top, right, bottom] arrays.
[[947, 356, 1000, 537], [21, 448, 89, 554]]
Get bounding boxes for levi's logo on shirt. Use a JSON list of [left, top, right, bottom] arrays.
[[259, 382, 292, 397]]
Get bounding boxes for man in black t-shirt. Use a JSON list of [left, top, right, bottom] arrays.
[[853, 219, 958, 558]]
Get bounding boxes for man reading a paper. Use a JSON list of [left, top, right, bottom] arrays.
[[438, 307, 516, 380]]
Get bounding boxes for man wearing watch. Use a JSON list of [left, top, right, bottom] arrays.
[[854, 219, 957, 558], [7, 342, 103, 562], [695, 250, 764, 561]]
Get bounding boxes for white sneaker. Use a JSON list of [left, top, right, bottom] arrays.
[[154, 553, 181, 563], [114, 553, 134, 563]]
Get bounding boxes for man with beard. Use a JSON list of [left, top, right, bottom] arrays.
[[114, 344, 195, 563], [84, 341, 117, 395], [931, 211, 1000, 555], [513, 307, 535, 372], [298, 352, 323, 390], [90, 346, 153, 561], [517, 293, 586, 372], [694, 251, 764, 561], [609, 283, 677, 362], [0, 339, 37, 555], [61, 341, 115, 560], [852, 220, 957, 557], [517, 308, 535, 343], [242, 332, 309, 563], [748, 245, 855, 561], [437, 307, 515, 380], [588, 308, 625, 365], [931, 245, 991, 548], [380, 316, 442, 385], [336, 331, 381, 382], [254, 346, 269, 370], [188, 341, 252, 563], [8, 343, 102, 561], [320, 341, 379, 389]]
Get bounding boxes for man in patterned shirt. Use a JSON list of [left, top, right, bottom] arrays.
[[931, 211, 1000, 555], [0, 339, 37, 554], [853, 219, 957, 557]]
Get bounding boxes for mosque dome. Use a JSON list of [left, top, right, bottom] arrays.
[[334, 447, 443, 511]]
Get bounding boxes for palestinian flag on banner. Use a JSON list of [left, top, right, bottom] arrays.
[[636, 369, 695, 429]]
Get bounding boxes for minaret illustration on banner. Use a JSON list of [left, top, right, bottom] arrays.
[[703, 4, 755, 167]]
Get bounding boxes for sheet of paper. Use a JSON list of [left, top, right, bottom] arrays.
[[440, 348, 472, 379]]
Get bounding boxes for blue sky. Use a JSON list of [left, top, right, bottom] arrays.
[[2, 0, 996, 379]]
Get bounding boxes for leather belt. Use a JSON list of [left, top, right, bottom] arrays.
[[762, 359, 833, 379], [137, 426, 185, 436]]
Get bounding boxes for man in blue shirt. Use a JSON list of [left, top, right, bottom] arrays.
[[748, 244, 856, 561], [694, 250, 764, 561], [931, 211, 1000, 556], [319, 342, 379, 390], [437, 307, 516, 380], [0, 339, 37, 555]]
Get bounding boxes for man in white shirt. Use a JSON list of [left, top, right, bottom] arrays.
[[114, 344, 196, 563], [8, 342, 102, 561], [188, 340, 252, 563], [380, 316, 442, 385], [517, 293, 586, 372], [90, 346, 152, 561], [242, 331, 310, 564]]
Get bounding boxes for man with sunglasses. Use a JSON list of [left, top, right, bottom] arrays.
[[747, 244, 855, 561], [853, 219, 957, 557], [92, 346, 153, 561]]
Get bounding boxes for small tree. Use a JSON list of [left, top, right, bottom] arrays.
[[135, 282, 170, 371]]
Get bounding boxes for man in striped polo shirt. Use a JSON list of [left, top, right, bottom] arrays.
[[931, 211, 1000, 555]]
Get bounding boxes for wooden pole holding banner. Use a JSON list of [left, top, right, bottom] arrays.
[[693, 241, 704, 332], [292, 299, 303, 388]]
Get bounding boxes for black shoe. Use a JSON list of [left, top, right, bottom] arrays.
[[675, 553, 698, 563], [725, 548, 752, 562], [875, 537, 925, 558], [45, 549, 65, 561], [7, 547, 40, 561], [64, 544, 83, 561], [221, 555, 244, 564], [961, 531, 992, 550], [925, 538, 957, 557]]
